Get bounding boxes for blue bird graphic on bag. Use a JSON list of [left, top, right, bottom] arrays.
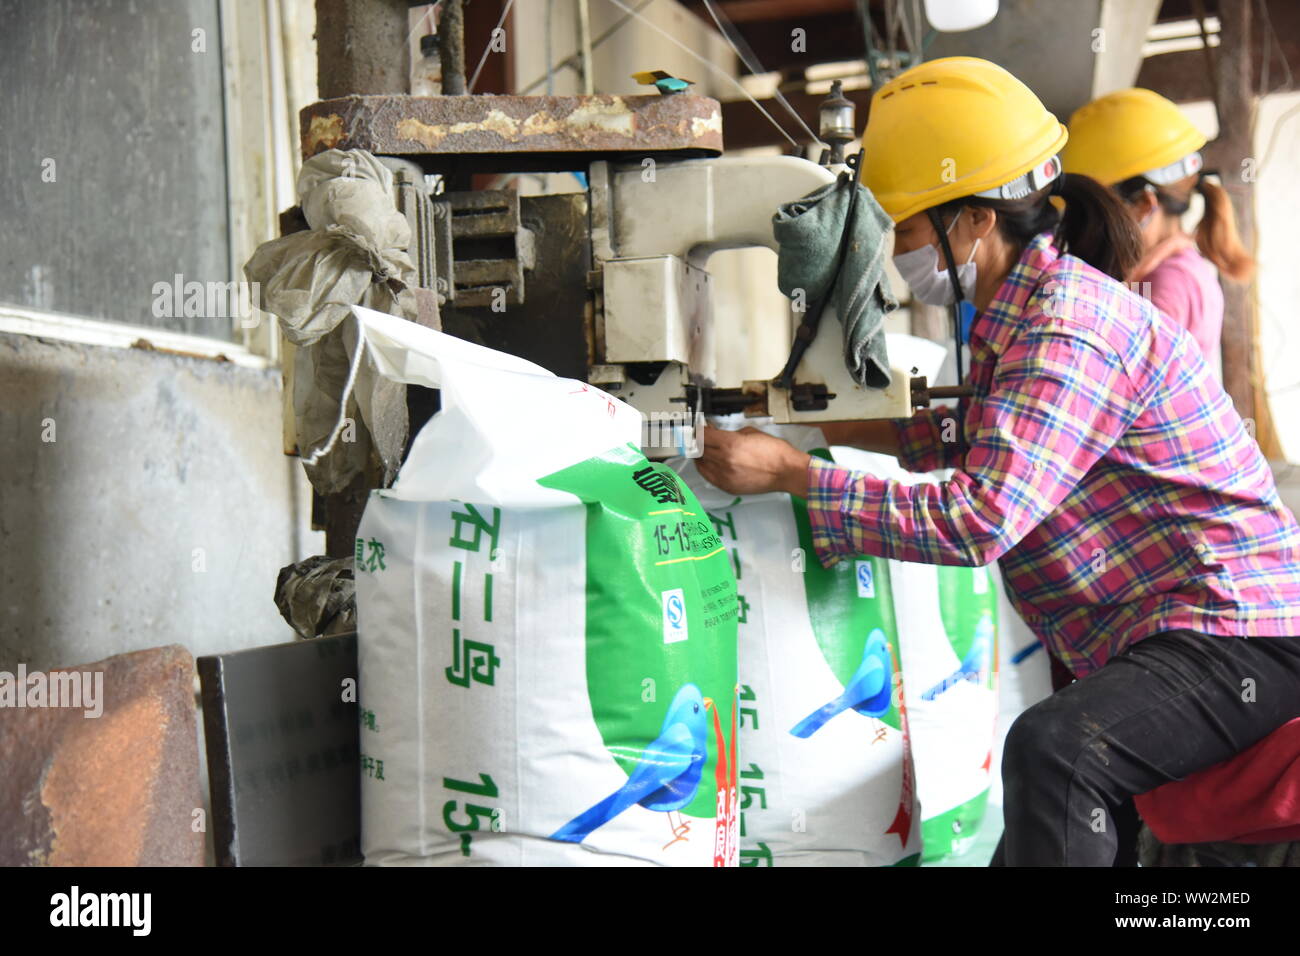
[[920, 611, 994, 701], [551, 684, 714, 848], [790, 630, 893, 738]]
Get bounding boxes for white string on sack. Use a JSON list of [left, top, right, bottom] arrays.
[[300, 316, 367, 467]]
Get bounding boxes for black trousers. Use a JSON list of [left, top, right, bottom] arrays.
[[989, 629, 1300, 866]]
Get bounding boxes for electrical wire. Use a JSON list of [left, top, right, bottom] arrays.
[[469, 0, 517, 92], [1258, 99, 1300, 176], [1257, 0, 1294, 95], [905, 0, 926, 65], [884, 0, 899, 63], [577, 0, 595, 94], [601, 0, 803, 149], [545, 0, 554, 94], [857, 0, 881, 89], [700, 0, 823, 146], [897, 0, 919, 62]]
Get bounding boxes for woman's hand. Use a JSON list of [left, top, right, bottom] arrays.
[[696, 426, 812, 498]]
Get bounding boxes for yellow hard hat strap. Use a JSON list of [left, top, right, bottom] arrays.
[[929, 206, 971, 383], [929, 207, 970, 304]]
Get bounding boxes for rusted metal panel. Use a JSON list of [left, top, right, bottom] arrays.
[[300, 94, 724, 162], [0, 645, 204, 867]]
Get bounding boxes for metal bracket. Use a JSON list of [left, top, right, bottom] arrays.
[[909, 377, 975, 409], [441, 189, 533, 309], [389, 165, 445, 301]]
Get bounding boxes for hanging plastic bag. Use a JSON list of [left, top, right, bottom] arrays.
[[244, 149, 417, 492]]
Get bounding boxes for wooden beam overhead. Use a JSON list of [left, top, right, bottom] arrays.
[[701, 12, 872, 75], [1152, 0, 1221, 21], [685, 0, 858, 23], [1137, 0, 1299, 104]]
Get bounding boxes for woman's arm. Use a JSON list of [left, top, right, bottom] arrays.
[[818, 409, 964, 473], [807, 325, 1137, 567], [816, 420, 903, 456]]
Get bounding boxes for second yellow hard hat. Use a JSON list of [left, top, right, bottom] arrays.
[[1061, 88, 1207, 187]]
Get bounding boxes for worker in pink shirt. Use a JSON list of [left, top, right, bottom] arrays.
[[1062, 88, 1256, 377]]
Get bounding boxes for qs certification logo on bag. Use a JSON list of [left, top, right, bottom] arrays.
[[662, 588, 689, 644], [855, 560, 876, 599]]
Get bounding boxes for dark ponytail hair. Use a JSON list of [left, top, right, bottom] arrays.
[[1115, 173, 1255, 281], [930, 172, 1143, 282], [1054, 173, 1145, 280]]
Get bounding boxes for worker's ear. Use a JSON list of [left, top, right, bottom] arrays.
[[967, 204, 998, 241], [1130, 188, 1159, 225]]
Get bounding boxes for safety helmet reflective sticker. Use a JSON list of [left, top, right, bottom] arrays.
[[972, 154, 1062, 201], [1143, 150, 1203, 186]]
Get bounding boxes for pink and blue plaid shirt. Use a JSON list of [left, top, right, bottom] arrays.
[[807, 232, 1300, 676]]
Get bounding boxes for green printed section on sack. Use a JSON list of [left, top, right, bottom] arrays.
[[934, 566, 997, 694], [787, 450, 901, 733], [539, 443, 739, 829], [922, 788, 990, 860]]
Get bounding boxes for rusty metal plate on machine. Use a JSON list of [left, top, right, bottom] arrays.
[[198, 632, 361, 866], [0, 645, 204, 867], [300, 93, 723, 171]]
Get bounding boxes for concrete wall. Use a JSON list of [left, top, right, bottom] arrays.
[[0, 0, 231, 337], [0, 332, 320, 673]]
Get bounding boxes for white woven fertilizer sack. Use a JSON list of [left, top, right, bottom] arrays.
[[672, 426, 922, 867], [831, 448, 999, 861], [352, 305, 740, 866]]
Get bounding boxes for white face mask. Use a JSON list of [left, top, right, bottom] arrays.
[[893, 210, 981, 307]]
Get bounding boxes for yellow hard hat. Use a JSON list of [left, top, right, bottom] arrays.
[[1061, 88, 1207, 187], [859, 56, 1068, 223]]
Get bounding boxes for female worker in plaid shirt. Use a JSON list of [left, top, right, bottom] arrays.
[[697, 57, 1300, 866]]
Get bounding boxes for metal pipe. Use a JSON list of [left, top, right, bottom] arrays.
[[545, 0, 554, 95], [314, 0, 410, 97], [577, 0, 594, 95], [439, 0, 467, 95]]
